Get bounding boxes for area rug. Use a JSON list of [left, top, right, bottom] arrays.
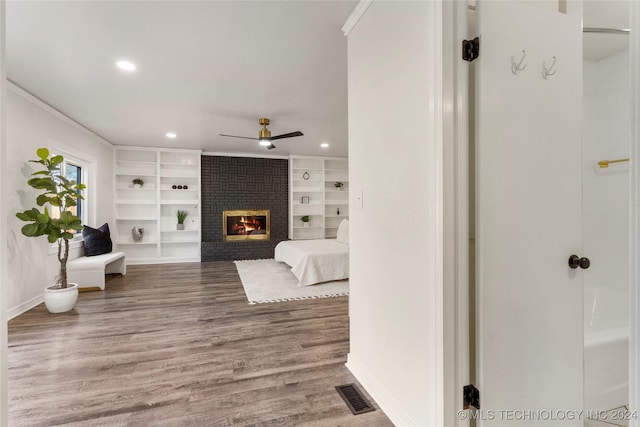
[[234, 259, 349, 305]]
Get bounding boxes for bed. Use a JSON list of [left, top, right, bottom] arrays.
[[274, 219, 349, 287]]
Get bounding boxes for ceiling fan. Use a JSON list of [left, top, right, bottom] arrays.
[[219, 118, 303, 150]]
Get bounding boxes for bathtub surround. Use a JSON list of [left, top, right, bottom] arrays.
[[201, 155, 288, 262], [583, 51, 630, 410]]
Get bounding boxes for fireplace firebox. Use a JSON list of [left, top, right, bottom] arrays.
[[223, 210, 270, 241]]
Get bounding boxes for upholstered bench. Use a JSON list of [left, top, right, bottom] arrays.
[[67, 252, 126, 290]]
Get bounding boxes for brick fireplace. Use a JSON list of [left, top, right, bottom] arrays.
[[201, 156, 288, 261]]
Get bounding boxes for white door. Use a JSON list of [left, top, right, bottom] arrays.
[[475, 2, 584, 425]]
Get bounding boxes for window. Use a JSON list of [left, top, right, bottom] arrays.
[[50, 153, 90, 239], [64, 161, 83, 221]]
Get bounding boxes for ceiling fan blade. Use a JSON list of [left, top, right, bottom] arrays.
[[267, 143, 277, 150], [219, 134, 259, 140], [270, 131, 304, 141]]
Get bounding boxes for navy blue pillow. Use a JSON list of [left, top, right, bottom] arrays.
[[82, 223, 112, 257]]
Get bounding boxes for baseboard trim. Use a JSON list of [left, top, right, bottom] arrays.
[[8, 293, 44, 321], [346, 353, 417, 427]]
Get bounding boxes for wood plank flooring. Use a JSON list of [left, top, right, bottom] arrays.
[[8, 262, 393, 426]]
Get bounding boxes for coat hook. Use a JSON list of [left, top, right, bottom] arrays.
[[511, 50, 527, 74], [543, 56, 557, 79]]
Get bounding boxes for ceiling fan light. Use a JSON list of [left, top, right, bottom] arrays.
[[259, 138, 271, 146]]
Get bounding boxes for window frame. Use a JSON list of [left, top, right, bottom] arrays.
[[46, 147, 94, 252]]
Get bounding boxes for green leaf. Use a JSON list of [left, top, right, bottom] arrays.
[[50, 155, 64, 166], [47, 234, 58, 244], [31, 170, 50, 176], [62, 232, 75, 240], [36, 213, 50, 223], [69, 222, 83, 231], [16, 211, 35, 222], [36, 194, 51, 206], [36, 148, 50, 161], [27, 177, 56, 191], [21, 223, 40, 237]]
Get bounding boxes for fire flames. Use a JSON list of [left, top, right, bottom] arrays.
[[231, 216, 263, 235]]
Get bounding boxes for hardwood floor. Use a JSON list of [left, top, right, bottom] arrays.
[[8, 262, 393, 426]]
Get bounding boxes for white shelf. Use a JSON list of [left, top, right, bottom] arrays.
[[114, 147, 202, 264], [289, 155, 348, 240], [160, 200, 199, 205], [292, 202, 323, 206], [160, 161, 198, 166], [116, 160, 157, 166], [116, 241, 157, 245], [116, 217, 157, 221], [159, 173, 198, 178], [116, 172, 157, 177], [116, 186, 157, 191], [116, 200, 156, 205]]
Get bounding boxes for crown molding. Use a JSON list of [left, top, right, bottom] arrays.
[[342, 0, 374, 36], [202, 151, 289, 160], [7, 80, 114, 148]]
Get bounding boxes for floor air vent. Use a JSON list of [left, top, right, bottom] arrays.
[[335, 383, 376, 415]]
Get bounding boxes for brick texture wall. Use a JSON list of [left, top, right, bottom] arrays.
[[201, 155, 289, 261]]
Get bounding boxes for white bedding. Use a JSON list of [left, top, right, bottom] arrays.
[[274, 239, 349, 287]]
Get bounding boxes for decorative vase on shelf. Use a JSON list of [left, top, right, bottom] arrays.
[[303, 223, 309, 228], [133, 184, 141, 189], [177, 224, 185, 230], [132, 227, 144, 242]]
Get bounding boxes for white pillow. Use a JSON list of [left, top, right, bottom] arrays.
[[336, 219, 349, 245]]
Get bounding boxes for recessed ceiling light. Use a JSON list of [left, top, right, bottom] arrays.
[[166, 132, 177, 139], [321, 143, 329, 148], [116, 61, 136, 71]]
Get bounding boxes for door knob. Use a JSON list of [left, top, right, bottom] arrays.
[[568, 255, 591, 270]]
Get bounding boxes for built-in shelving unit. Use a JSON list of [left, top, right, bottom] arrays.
[[289, 155, 348, 240], [114, 147, 201, 264]]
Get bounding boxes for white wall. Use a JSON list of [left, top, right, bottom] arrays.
[[583, 52, 630, 332], [0, 3, 7, 425], [345, 2, 441, 425], [6, 84, 114, 317]]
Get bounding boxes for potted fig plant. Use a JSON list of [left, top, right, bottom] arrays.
[[16, 148, 85, 313], [132, 178, 144, 189], [177, 209, 189, 230], [301, 215, 310, 228]]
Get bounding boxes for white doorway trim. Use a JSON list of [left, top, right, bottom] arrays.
[[629, 1, 639, 425], [0, 1, 8, 425], [450, 0, 640, 424], [442, 1, 470, 426]]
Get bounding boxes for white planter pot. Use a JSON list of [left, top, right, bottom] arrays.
[[44, 283, 79, 314], [177, 224, 185, 230], [303, 222, 309, 228], [133, 184, 141, 189]]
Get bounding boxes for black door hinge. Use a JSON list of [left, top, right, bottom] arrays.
[[462, 37, 480, 62], [463, 384, 480, 409]]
